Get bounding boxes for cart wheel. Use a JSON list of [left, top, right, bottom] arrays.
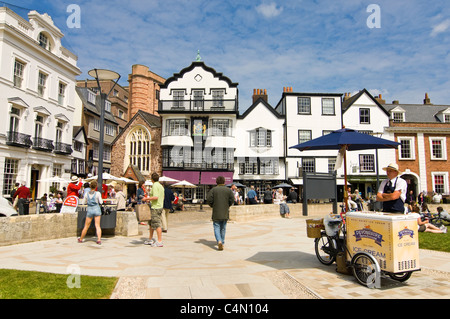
[[314, 233, 336, 265], [351, 252, 380, 288], [388, 272, 412, 282]]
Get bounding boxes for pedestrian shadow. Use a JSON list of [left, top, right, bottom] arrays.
[[195, 238, 217, 250], [246, 251, 318, 270], [128, 237, 151, 246]]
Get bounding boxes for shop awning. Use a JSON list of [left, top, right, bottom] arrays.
[[200, 171, 234, 185], [163, 171, 200, 185]]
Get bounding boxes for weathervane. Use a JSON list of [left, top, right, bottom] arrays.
[[196, 50, 202, 62]]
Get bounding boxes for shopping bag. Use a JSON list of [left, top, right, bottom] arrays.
[[135, 204, 151, 221]]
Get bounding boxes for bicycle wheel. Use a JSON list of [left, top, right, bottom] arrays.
[[314, 233, 336, 265], [388, 272, 412, 282], [351, 252, 379, 287]]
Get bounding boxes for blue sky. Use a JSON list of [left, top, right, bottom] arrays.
[[3, 0, 450, 112]]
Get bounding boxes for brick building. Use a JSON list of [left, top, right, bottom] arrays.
[[383, 93, 450, 196], [110, 64, 165, 187]]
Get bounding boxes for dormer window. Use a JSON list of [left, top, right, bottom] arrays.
[[38, 32, 51, 51], [392, 111, 404, 122], [87, 90, 96, 104]]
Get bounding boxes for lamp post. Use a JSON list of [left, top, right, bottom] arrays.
[[87, 69, 120, 195]]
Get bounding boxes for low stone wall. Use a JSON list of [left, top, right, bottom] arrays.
[[0, 211, 139, 247], [229, 203, 334, 222], [229, 203, 450, 222]]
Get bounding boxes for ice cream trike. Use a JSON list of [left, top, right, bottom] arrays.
[[307, 211, 421, 288]]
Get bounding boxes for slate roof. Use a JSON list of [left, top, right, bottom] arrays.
[[75, 87, 118, 124], [383, 103, 450, 123]]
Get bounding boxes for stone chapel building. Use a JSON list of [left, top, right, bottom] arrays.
[[110, 64, 165, 186]]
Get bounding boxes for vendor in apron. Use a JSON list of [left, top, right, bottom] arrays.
[[376, 163, 408, 213]]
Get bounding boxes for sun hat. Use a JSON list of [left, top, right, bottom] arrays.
[[382, 162, 400, 172], [71, 176, 78, 181]]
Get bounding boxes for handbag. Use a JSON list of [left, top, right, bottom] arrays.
[[135, 204, 151, 221]]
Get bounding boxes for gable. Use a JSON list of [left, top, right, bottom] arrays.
[[160, 61, 238, 89]]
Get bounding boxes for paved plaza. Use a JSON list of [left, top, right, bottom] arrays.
[[0, 212, 449, 300]]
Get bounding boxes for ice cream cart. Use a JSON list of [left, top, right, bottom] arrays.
[[309, 211, 421, 288]]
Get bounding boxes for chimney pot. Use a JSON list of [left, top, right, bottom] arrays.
[[424, 93, 431, 105]]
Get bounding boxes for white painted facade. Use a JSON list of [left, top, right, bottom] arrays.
[[0, 8, 81, 199], [158, 61, 238, 196], [341, 89, 397, 197], [276, 91, 344, 185], [234, 98, 285, 183]]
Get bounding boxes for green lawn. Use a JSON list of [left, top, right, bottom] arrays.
[[418, 223, 450, 252], [0, 269, 118, 299]]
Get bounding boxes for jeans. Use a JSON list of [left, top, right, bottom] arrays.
[[213, 220, 227, 244]]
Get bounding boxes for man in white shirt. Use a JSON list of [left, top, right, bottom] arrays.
[[376, 162, 408, 213]]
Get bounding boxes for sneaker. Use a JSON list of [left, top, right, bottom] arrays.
[[96, 240, 102, 245], [144, 238, 155, 245], [151, 241, 163, 247], [77, 237, 83, 243]]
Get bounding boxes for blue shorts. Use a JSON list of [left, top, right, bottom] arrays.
[[86, 206, 101, 218]]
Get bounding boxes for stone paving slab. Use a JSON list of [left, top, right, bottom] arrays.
[[0, 216, 448, 300]]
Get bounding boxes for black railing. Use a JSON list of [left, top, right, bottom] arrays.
[[33, 137, 54, 152], [54, 142, 73, 154], [6, 131, 32, 148], [159, 99, 237, 112]]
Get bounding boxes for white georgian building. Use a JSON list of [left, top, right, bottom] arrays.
[[0, 8, 81, 199]]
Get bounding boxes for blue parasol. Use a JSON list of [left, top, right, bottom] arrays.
[[289, 127, 400, 211]]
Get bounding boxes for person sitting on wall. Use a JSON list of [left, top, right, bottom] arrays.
[[247, 186, 258, 205]]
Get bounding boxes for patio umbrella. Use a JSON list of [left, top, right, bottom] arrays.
[[158, 176, 180, 184], [289, 127, 400, 211], [37, 176, 71, 184], [171, 180, 197, 198], [85, 172, 122, 183], [272, 183, 293, 189], [116, 177, 139, 184]]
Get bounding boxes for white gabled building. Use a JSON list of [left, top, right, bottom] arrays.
[[158, 59, 239, 200], [234, 89, 285, 198], [0, 7, 81, 199], [341, 89, 396, 198], [275, 87, 344, 196]]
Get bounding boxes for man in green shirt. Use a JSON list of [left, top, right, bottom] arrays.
[[144, 173, 165, 247]]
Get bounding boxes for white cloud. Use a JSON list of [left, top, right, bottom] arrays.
[[431, 19, 450, 37], [256, 2, 283, 18]]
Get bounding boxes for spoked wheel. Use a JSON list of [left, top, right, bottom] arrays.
[[351, 252, 380, 288], [314, 233, 336, 265], [388, 272, 412, 282]]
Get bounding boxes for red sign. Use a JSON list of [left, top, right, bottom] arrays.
[[61, 195, 78, 213]]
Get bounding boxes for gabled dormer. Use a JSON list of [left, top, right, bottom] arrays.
[[435, 107, 450, 123], [389, 105, 406, 122]]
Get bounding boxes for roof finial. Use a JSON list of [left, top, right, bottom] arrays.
[[196, 50, 202, 62]]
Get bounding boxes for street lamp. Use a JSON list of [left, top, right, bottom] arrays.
[[87, 69, 120, 195]]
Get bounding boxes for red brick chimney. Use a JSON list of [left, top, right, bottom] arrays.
[[374, 94, 385, 104], [252, 88, 268, 103]]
